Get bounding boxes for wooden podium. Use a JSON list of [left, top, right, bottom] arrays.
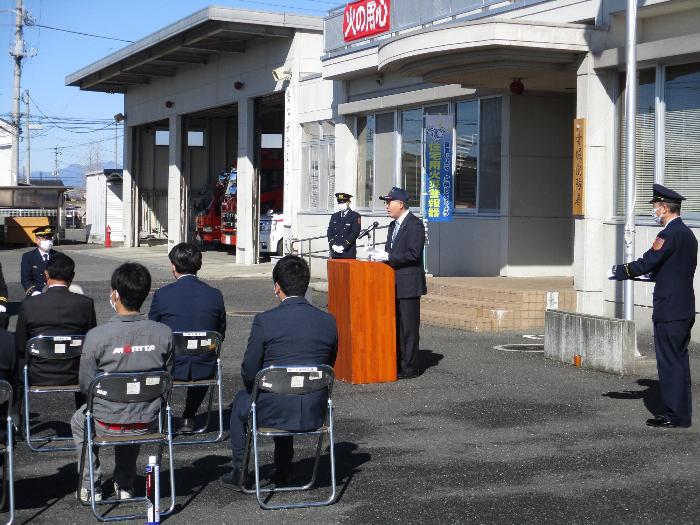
[[327, 259, 396, 384]]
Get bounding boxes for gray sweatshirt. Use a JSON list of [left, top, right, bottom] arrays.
[[79, 313, 174, 424]]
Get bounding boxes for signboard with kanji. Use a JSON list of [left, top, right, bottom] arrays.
[[572, 118, 586, 216], [343, 0, 391, 43], [424, 114, 453, 222]]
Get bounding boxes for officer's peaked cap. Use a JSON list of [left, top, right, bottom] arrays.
[[335, 192, 352, 203], [32, 226, 54, 237], [649, 183, 685, 205]]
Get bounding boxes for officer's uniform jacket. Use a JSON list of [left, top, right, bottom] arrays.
[[384, 211, 427, 299], [327, 209, 361, 259], [148, 275, 226, 381], [79, 313, 174, 424], [20, 248, 56, 295], [614, 217, 697, 322]]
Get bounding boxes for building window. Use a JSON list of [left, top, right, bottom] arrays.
[[356, 115, 374, 208], [155, 130, 169, 146], [401, 108, 422, 206], [664, 63, 700, 213], [478, 98, 502, 214], [616, 69, 656, 215], [187, 130, 204, 147], [301, 121, 335, 211], [355, 97, 502, 215], [455, 101, 478, 209]]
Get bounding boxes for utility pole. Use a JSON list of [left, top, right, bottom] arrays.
[[53, 147, 60, 180], [23, 90, 30, 184], [10, 0, 26, 187]]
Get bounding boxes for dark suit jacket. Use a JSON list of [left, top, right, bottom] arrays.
[[149, 275, 226, 381], [15, 286, 97, 385], [384, 211, 427, 299], [241, 297, 337, 432], [327, 209, 362, 259], [20, 248, 57, 295], [614, 217, 697, 322]]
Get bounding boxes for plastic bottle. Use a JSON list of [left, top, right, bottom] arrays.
[[145, 455, 160, 524]]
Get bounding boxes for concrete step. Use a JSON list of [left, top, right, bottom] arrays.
[[420, 306, 545, 332]]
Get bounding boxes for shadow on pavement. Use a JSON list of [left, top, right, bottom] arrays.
[[419, 349, 444, 374], [602, 379, 665, 416]]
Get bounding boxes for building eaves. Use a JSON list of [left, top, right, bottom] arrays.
[[65, 5, 323, 92]]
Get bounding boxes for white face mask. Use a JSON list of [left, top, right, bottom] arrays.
[[337, 202, 349, 212], [651, 206, 663, 225], [39, 239, 53, 252], [109, 290, 119, 312]]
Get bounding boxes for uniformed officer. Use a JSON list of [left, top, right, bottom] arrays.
[[21, 226, 57, 296], [609, 184, 697, 428], [327, 192, 361, 259]]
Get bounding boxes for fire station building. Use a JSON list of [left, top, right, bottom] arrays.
[[67, 0, 700, 334]]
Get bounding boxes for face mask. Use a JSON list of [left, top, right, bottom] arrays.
[[109, 290, 118, 312], [651, 206, 663, 225], [39, 239, 53, 251], [337, 202, 349, 212]]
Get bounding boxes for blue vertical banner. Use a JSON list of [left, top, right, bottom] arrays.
[[424, 114, 453, 222]]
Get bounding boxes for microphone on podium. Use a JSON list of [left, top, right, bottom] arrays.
[[358, 221, 380, 240]]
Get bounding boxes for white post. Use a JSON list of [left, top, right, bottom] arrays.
[[623, 0, 638, 321], [167, 114, 184, 250], [236, 98, 256, 265]]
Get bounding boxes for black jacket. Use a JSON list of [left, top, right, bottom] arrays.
[[149, 275, 226, 381], [614, 217, 697, 322], [384, 212, 427, 299], [241, 297, 337, 432], [20, 248, 57, 295], [15, 286, 97, 385], [327, 209, 361, 259]]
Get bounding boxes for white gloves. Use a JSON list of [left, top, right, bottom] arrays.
[[607, 266, 615, 280], [332, 245, 344, 254], [31, 291, 42, 296], [368, 248, 389, 262], [0, 306, 5, 313]]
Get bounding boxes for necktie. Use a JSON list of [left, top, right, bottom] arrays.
[[391, 221, 400, 247], [43, 254, 48, 262]]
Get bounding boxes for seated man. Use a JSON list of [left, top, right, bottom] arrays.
[[71, 263, 174, 503], [149, 242, 226, 432], [21, 226, 57, 296], [14, 253, 97, 412], [223, 255, 337, 487]]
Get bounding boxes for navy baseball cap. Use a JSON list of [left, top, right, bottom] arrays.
[[649, 184, 685, 205], [379, 187, 409, 204]]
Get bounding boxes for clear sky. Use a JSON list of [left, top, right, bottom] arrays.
[[0, 0, 337, 183]]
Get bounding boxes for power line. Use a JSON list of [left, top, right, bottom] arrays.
[[26, 23, 134, 43], [233, 0, 327, 13], [33, 134, 123, 152]]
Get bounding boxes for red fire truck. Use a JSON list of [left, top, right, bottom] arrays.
[[194, 170, 234, 245]]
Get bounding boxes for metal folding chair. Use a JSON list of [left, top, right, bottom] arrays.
[[77, 371, 176, 522], [171, 331, 224, 445], [0, 380, 14, 525], [240, 365, 336, 510], [23, 335, 84, 452]]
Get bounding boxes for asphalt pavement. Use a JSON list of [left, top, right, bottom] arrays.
[[0, 244, 698, 524]]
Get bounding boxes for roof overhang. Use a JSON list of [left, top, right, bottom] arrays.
[[66, 6, 323, 93], [378, 20, 605, 93]]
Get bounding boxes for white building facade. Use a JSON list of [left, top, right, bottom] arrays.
[[0, 119, 16, 187]]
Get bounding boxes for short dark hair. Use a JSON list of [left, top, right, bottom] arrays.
[[168, 242, 202, 274], [273, 255, 310, 297], [110, 262, 151, 311], [46, 253, 75, 283], [667, 202, 681, 214]]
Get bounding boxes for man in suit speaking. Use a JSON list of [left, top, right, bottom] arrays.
[[377, 187, 427, 380], [149, 242, 226, 433], [223, 255, 337, 488]]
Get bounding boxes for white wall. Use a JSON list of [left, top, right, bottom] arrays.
[[0, 127, 12, 187], [85, 174, 105, 243]]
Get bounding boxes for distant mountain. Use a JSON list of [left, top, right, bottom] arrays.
[[29, 161, 118, 188]]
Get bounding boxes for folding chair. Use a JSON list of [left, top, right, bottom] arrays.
[[23, 335, 84, 452], [78, 371, 176, 522], [0, 380, 14, 525], [240, 365, 336, 510], [171, 331, 224, 445]]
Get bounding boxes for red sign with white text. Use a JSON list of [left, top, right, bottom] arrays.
[[342, 0, 391, 43]]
